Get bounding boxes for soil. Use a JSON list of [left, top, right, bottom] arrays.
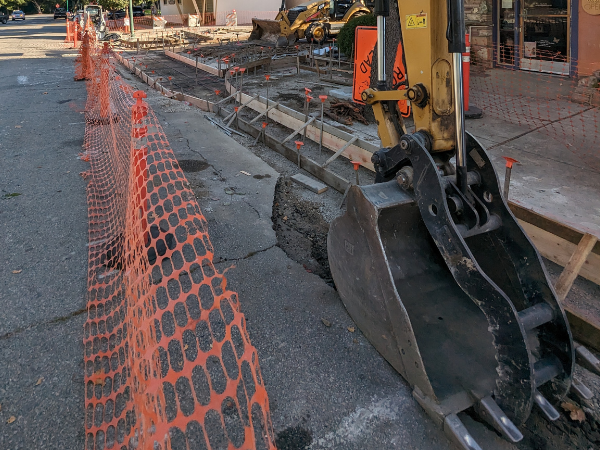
[[272, 177, 333, 287]]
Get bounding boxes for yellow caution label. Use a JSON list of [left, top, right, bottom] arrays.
[[406, 13, 427, 29]]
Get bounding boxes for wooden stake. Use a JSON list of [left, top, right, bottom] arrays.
[[555, 233, 598, 301]]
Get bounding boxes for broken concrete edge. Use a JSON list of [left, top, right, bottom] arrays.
[[291, 173, 329, 194]]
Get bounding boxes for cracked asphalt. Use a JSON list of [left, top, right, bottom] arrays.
[[0, 15, 87, 449]]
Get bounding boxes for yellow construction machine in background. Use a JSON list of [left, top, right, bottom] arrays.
[[249, 0, 372, 47]]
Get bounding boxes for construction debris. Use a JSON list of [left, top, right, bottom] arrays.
[[326, 99, 368, 125], [291, 173, 329, 194]]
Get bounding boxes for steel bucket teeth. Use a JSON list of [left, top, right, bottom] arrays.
[[576, 344, 600, 376], [475, 396, 523, 443], [444, 414, 483, 450], [534, 389, 560, 421], [571, 377, 593, 400]]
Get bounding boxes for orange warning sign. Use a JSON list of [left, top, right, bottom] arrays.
[[352, 26, 377, 105], [352, 26, 410, 117]]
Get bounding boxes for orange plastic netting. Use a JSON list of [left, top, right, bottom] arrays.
[[77, 29, 275, 450], [468, 44, 600, 171]]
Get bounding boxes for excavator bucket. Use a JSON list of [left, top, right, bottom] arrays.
[[328, 131, 577, 448], [249, 18, 289, 47]]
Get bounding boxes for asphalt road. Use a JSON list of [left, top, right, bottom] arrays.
[[0, 15, 87, 449]]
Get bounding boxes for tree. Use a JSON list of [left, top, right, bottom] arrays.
[[0, 0, 26, 12], [337, 14, 377, 57], [97, 0, 129, 11]]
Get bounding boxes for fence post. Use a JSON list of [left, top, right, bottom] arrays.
[[73, 20, 78, 48], [131, 90, 149, 235], [100, 43, 111, 119], [65, 18, 71, 42]]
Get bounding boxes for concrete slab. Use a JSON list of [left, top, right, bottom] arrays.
[[291, 173, 329, 194], [136, 106, 280, 263]]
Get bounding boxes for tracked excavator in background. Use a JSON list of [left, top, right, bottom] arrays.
[[327, 0, 598, 448], [249, 0, 372, 47]]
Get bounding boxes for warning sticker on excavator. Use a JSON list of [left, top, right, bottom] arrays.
[[406, 13, 427, 29]]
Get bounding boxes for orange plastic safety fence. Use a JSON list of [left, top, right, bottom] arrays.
[[74, 25, 96, 81], [79, 40, 275, 450], [469, 43, 600, 171]]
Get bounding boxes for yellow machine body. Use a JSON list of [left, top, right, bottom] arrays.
[[249, 0, 371, 46]]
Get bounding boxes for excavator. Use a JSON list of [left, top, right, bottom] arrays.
[[327, 0, 597, 448], [249, 0, 372, 47]]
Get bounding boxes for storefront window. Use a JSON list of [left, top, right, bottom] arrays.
[[522, 0, 569, 62], [496, 0, 570, 74], [499, 0, 516, 64]]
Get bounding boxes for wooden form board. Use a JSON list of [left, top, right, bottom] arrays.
[[518, 221, 600, 285], [165, 49, 220, 76], [566, 307, 600, 352], [166, 50, 272, 78]]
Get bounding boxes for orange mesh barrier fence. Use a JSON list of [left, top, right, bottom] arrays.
[[78, 34, 275, 450], [468, 43, 600, 171]]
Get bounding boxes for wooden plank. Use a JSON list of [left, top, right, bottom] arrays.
[[555, 234, 598, 300], [281, 117, 316, 144], [165, 50, 220, 76], [566, 305, 600, 352], [509, 202, 600, 255], [224, 94, 259, 122], [519, 221, 600, 285], [322, 136, 358, 169], [248, 102, 279, 124]]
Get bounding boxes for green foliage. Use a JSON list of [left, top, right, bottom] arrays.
[[337, 13, 376, 57], [0, 0, 25, 12], [97, 0, 129, 12], [0, 0, 135, 13]]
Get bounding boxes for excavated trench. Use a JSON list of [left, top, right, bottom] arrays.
[[271, 177, 333, 288]]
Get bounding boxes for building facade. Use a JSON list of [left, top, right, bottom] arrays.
[[467, 0, 600, 76], [159, 0, 280, 25]]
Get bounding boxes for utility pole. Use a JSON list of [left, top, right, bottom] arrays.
[[129, 0, 135, 37]]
